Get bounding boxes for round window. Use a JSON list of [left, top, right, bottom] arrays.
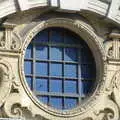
[[24, 27, 96, 110]]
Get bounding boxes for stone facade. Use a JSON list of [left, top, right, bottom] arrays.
[[0, 0, 119, 120]]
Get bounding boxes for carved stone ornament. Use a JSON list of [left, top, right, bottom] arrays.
[[105, 30, 120, 64], [0, 59, 14, 107], [17, 17, 120, 120], [105, 40, 114, 59], [11, 31, 22, 51], [0, 17, 118, 120], [0, 30, 5, 48], [111, 70, 120, 109], [0, 22, 21, 52]]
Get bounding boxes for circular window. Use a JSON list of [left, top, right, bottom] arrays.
[[24, 27, 96, 110]]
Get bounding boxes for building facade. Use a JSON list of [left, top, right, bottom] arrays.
[[0, 0, 120, 120]]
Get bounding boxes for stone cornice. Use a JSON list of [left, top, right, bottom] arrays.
[[109, 33, 120, 39], [0, 0, 120, 26], [99, 0, 111, 4]]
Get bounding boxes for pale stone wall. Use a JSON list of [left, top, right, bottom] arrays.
[[0, 1, 119, 120]]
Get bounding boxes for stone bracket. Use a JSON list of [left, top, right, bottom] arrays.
[[105, 30, 120, 64]]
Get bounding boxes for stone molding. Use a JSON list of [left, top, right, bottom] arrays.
[[0, 59, 14, 107], [17, 0, 48, 11], [0, 0, 120, 26], [0, 15, 119, 120], [105, 30, 120, 64], [0, 23, 21, 52], [17, 17, 115, 120], [108, 0, 120, 24], [85, 0, 109, 16], [0, 0, 17, 18]]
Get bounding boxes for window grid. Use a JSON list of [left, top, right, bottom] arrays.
[[62, 34, 65, 109], [33, 42, 35, 93], [24, 28, 96, 110]]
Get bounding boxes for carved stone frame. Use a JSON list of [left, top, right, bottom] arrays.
[[18, 17, 111, 120], [0, 59, 13, 107]]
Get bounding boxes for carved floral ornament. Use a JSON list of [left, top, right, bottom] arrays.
[[0, 17, 118, 120], [0, 59, 14, 107], [106, 30, 120, 62], [0, 22, 21, 52], [0, 18, 118, 120], [14, 17, 120, 120]]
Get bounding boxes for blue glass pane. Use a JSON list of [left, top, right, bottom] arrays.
[[81, 65, 95, 79], [37, 96, 48, 104], [50, 97, 62, 109], [50, 79, 62, 93], [26, 77, 32, 89], [50, 63, 62, 77], [64, 32, 76, 44], [64, 48, 78, 62], [81, 48, 93, 63], [25, 44, 33, 59], [34, 30, 48, 42], [64, 98, 78, 109], [24, 61, 32, 74], [36, 46, 48, 60], [36, 62, 48, 76], [64, 64, 77, 78], [24, 27, 96, 110], [80, 81, 94, 96], [50, 29, 63, 43], [35, 78, 48, 92], [50, 47, 62, 60], [64, 80, 77, 93]]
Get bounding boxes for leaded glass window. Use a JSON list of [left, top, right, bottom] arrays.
[[24, 27, 96, 110]]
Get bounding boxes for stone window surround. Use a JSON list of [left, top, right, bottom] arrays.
[[17, 17, 108, 119]]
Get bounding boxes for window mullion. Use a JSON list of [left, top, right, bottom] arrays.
[[62, 30, 65, 110], [24, 28, 96, 110], [78, 47, 82, 104], [48, 29, 51, 106], [33, 42, 36, 93]]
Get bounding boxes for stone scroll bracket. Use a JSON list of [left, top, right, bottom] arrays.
[[3, 23, 15, 50], [0, 22, 22, 52], [3, 22, 17, 51], [0, 59, 14, 108], [105, 29, 120, 65]]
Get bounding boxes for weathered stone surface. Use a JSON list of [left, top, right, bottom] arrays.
[[0, 0, 120, 25], [0, 1, 119, 120]]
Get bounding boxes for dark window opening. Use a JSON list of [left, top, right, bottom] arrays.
[[24, 27, 96, 110]]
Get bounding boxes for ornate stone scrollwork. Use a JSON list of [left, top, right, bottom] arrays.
[[108, 46, 113, 58], [3, 92, 47, 120], [0, 59, 25, 119], [18, 17, 108, 120], [3, 93, 23, 118], [0, 59, 13, 107], [11, 32, 21, 51], [91, 69, 120, 120], [111, 70, 120, 110], [0, 30, 5, 48], [105, 30, 120, 63], [0, 18, 119, 120], [0, 22, 22, 51], [2, 70, 23, 118], [94, 97, 119, 120]]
